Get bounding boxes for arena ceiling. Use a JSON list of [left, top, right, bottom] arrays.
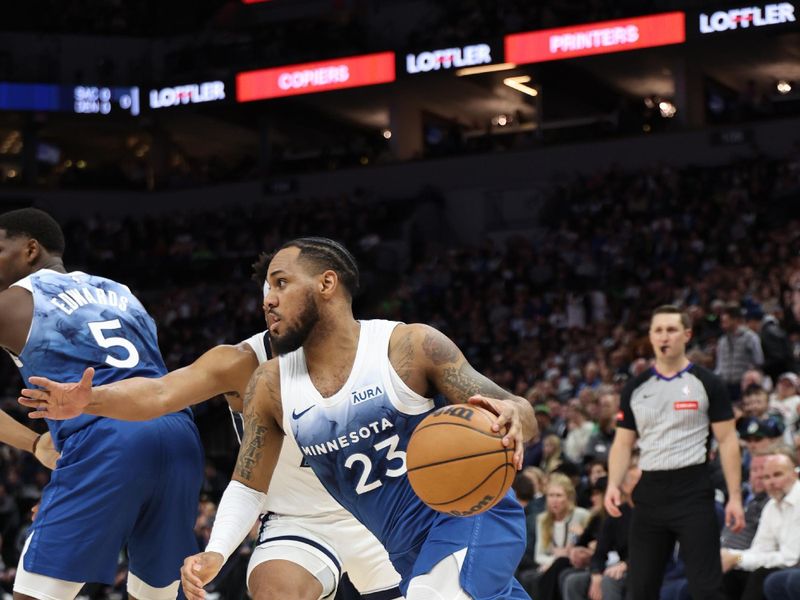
[[1, 7, 798, 170]]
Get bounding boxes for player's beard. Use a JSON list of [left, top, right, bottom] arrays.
[[271, 290, 320, 355]]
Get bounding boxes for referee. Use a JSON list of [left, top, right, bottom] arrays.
[[604, 305, 745, 599]]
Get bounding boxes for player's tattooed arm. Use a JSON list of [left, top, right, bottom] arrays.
[[232, 360, 284, 492], [390, 328, 416, 386], [420, 327, 513, 402], [413, 323, 537, 468]]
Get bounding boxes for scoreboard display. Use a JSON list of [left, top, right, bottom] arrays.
[[0, 83, 140, 116]]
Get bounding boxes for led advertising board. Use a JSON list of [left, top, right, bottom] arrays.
[[695, 2, 796, 35], [404, 43, 494, 74], [237, 52, 396, 101], [505, 12, 686, 64], [149, 81, 226, 109]]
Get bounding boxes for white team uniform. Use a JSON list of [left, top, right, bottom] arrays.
[[239, 332, 402, 600]]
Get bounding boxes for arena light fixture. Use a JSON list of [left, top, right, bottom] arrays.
[[455, 62, 517, 77], [658, 100, 677, 118], [777, 80, 792, 94], [503, 75, 538, 97]]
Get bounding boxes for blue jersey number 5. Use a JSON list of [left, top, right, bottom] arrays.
[[88, 319, 140, 368]]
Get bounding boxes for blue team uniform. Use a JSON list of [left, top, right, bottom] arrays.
[[10, 270, 204, 586], [281, 319, 529, 599]]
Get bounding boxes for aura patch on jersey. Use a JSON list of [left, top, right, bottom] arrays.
[[351, 384, 384, 405]]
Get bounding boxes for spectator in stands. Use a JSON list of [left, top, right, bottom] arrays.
[[740, 370, 767, 400], [561, 462, 640, 600], [583, 392, 618, 465], [577, 460, 608, 509], [742, 385, 776, 421], [549, 397, 568, 438], [720, 451, 771, 553], [716, 303, 765, 401], [738, 416, 787, 461], [769, 373, 800, 435], [521, 473, 590, 599], [720, 452, 800, 600], [564, 399, 596, 465], [557, 477, 608, 599], [747, 303, 796, 383], [541, 434, 567, 474]]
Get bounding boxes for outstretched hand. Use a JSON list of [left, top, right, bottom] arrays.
[[19, 367, 95, 420], [468, 395, 526, 470], [181, 552, 224, 600]]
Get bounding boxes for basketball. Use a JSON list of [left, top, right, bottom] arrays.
[[406, 404, 516, 517]]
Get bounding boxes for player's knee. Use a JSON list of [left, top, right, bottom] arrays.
[[126, 574, 179, 600], [249, 570, 322, 600]]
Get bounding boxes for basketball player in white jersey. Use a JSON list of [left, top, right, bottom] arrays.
[[18, 259, 401, 600], [176, 238, 537, 600]]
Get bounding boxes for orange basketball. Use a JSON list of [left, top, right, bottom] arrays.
[[406, 404, 515, 517]]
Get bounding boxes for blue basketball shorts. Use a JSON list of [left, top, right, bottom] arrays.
[[24, 412, 204, 586], [392, 490, 530, 600]]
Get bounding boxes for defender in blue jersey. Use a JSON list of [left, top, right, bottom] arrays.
[[180, 238, 537, 600], [0, 209, 204, 600]]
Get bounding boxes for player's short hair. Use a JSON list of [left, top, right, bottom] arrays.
[[277, 237, 360, 299], [651, 304, 691, 329], [0, 208, 65, 255], [251, 252, 270, 285]]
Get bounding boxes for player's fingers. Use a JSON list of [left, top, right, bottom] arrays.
[[469, 395, 514, 435], [27, 376, 56, 390], [20, 388, 48, 401], [18, 399, 48, 419], [511, 428, 524, 469], [80, 367, 95, 388], [500, 420, 522, 469], [181, 580, 205, 600], [496, 405, 515, 434], [467, 395, 500, 416], [184, 559, 206, 588], [18, 397, 43, 408], [181, 569, 205, 600]]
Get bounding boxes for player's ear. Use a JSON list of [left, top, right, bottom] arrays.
[[319, 270, 338, 297], [25, 238, 41, 265]]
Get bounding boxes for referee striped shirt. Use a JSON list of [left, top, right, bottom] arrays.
[[617, 363, 733, 471]]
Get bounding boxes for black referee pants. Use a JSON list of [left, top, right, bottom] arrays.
[[627, 464, 725, 600]]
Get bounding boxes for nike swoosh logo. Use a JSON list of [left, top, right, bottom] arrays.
[[292, 405, 315, 420]]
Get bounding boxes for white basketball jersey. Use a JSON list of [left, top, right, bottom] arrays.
[[240, 331, 345, 516], [280, 320, 438, 554]]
